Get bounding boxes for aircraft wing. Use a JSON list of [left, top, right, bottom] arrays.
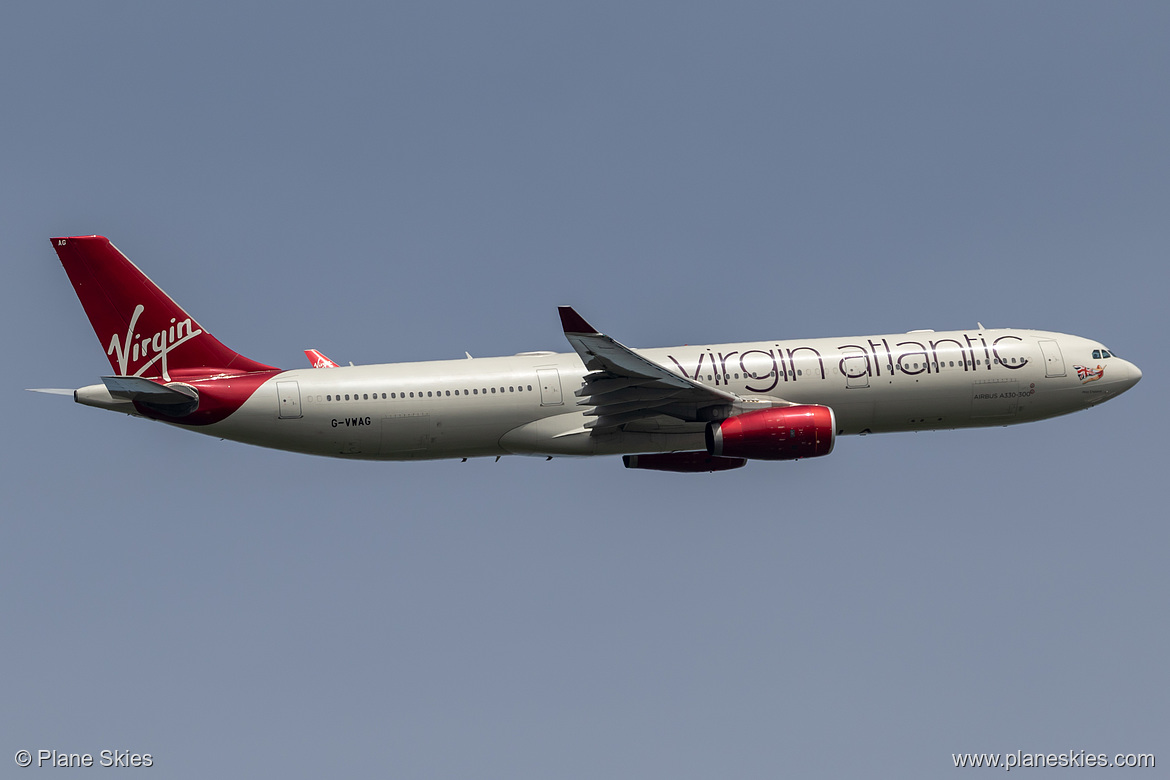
[[559, 307, 742, 431]]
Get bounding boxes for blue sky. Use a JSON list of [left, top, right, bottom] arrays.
[[3, 3, 1167, 777]]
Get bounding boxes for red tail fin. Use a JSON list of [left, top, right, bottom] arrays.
[[51, 236, 276, 380]]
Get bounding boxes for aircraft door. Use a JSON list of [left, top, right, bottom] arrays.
[[277, 381, 302, 419], [842, 354, 870, 388], [1038, 340, 1066, 377], [537, 369, 563, 406]]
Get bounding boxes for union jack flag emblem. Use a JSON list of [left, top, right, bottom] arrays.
[[1075, 364, 1105, 383]]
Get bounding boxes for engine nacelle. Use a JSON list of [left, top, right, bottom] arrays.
[[705, 405, 836, 461]]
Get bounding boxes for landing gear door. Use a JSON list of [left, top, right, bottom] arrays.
[[1039, 340, 1066, 378], [537, 369, 563, 406], [277, 381, 302, 419]]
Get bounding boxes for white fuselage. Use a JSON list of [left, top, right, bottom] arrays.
[[187, 327, 1140, 460]]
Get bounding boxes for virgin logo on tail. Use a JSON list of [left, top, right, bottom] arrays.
[[107, 304, 203, 380]]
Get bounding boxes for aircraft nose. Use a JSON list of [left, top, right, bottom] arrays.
[[1118, 359, 1142, 392]]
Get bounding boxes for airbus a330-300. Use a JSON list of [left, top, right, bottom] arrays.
[[35, 236, 1141, 472]]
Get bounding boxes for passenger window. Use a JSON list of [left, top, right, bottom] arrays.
[[446, 390, 451, 396], [491, 388, 496, 393]]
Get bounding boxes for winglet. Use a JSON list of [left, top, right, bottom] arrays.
[[558, 306, 600, 335], [305, 348, 339, 368]]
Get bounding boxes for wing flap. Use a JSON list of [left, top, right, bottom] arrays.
[[582, 397, 679, 417], [576, 387, 687, 406], [573, 376, 643, 397], [584, 409, 678, 430]]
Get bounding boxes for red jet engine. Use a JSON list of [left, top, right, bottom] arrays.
[[706, 405, 836, 461]]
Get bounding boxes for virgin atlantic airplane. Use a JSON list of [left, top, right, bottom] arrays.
[[35, 236, 1141, 472]]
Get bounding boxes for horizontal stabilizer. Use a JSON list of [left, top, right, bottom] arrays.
[[101, 375, 200, 416], [27, 388, 76, 396]]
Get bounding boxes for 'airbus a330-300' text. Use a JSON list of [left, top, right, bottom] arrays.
[[34, 236, 1141, 472]]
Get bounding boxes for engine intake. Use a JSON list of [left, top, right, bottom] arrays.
[[706, 405, 836, 461]]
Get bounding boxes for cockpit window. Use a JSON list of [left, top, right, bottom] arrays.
[[1092, 349, 1114, 359]]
